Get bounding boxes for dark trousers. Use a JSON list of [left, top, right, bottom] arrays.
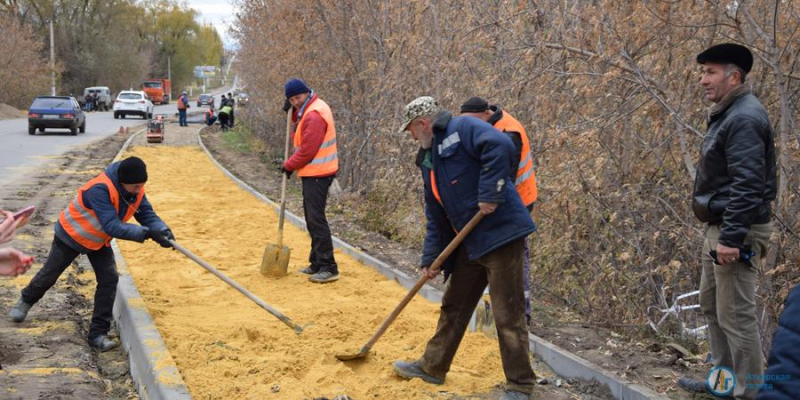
[[418, 238, 535, 394], [229, 110, 235, 127], [21, 235, 119, 340], [301, 175, 337, 274], [219, 113, 229, 131], [178, 109, 187, 126]]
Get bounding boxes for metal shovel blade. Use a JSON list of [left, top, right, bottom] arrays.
[[335, 347, 369, 361], [260, 243, 290, 277]]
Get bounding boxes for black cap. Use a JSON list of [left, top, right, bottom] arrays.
[[697, 43, 753, 73], [118, 157, 148, 184], [460, 96, 489, 113]]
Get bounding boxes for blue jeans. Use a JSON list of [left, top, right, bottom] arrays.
[[178, 109, 187, 126]]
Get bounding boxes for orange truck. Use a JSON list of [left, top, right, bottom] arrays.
[[141, 79, 171, 105]]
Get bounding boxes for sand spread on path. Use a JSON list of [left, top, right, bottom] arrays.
[[118, 146, 510, 399]]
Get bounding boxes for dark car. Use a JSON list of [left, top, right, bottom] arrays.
[[197, 94, 214, 107], [28, 96, 86, 136], [237, 93, 249, 107]]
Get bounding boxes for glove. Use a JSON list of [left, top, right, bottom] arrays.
[[279, 166, 293, 178], [283, 99, 292, 112], [146, 228, 173, 248], [163, 228, 175, 241]]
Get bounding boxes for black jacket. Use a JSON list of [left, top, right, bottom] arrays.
[[692, 86, 776, 248]]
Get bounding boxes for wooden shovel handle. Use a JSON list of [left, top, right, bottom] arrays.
[[276, 110, 292, 247], [356, 211, 485, 353]]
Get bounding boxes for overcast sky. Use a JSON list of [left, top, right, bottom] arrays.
[[186, 0, 238, 48]]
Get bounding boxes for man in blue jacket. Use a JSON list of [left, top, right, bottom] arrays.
[[758, 284, 800, 399], [9, 157, 174, 351], [393, 97, 537, 400]]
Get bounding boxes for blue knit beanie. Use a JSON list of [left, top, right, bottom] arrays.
[[284, 78, 311, 98]]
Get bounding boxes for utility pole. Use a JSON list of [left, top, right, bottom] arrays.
[[167, 56, 172, 100], [50, 20, 55, 96]]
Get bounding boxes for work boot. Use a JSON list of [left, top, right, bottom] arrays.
[[309, 271, 339, 283], [9, 298, 32, 323], [677, 377, 708, 394], [500, 390, 530, 400], [89, 335, 119, 352], [392, 360, 444, 385], [299, 266, 317, 275]]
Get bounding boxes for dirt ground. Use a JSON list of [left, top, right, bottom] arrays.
[[200, 126, 710, 399], [0, 103, 27, 120], [0, 129, 141, 399]]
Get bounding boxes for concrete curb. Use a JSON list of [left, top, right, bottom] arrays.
[[112, 241, 192, 400], [196, 129, 668, 400], [111, 128, 193, 400]]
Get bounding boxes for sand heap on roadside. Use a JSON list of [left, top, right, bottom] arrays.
[[119, 146, 510, 399]]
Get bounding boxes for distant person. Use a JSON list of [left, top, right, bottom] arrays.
[[84, 93, 93, 112], [8, 157, 175, 352], [177, 91, 190, 127], [218, 104, 232, 131], [92, 92, 99, 112], [0, 210, 34, 277], [677, 43, 776, 400], [204, 106, 217, 126], [220, 94, 228, 107], [227, 92, 235, 127]]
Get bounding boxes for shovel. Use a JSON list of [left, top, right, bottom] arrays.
[[336, 211, 485, 361], [260, 110, 293, 277], [171, 240, 304, 334]]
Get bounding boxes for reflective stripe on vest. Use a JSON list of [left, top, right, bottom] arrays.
[[494, 111, 537, 206], [293, 98, 339, 177], [58, 172, 144, 250]]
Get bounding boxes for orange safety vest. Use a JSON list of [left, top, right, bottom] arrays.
[[177, 96, 188, 110], [493, 111, 537, 206], [58, 172, 144, 250], [293, 98, 339, 177]]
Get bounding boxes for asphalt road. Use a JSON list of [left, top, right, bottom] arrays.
[[0, 86, 234, 189]]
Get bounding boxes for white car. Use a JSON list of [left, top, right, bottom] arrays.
[[113, 91, 154, 119]]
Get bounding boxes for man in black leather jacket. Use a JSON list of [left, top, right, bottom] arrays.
[[678, 43, 776, 400]]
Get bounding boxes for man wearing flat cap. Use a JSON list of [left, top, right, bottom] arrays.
[[677, 43, 776, 400], [460, 97, 538, 324], [9, 156, 175, 352], [393, 96, 537, 400]]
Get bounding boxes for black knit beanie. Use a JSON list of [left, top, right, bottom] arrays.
[[118, 157, 148, 184], [460, 96, 489, 113]]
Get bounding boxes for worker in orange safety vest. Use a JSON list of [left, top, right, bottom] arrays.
[[460, 97, 538, 324], [9, 157, 174, 352], [280, 78, 340, 284]]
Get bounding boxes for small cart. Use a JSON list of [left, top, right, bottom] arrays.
[[147, 115, 165, 143]]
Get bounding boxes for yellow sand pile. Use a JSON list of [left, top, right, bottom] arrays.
[[118, 146, 509, 399]]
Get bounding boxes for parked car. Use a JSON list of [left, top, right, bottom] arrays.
[[82, 86, 113, 111], [27, 95, 86, 136], [197, 94, 214, 107], [237, 92, 249, 107], [113, 91, 154, 119]]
